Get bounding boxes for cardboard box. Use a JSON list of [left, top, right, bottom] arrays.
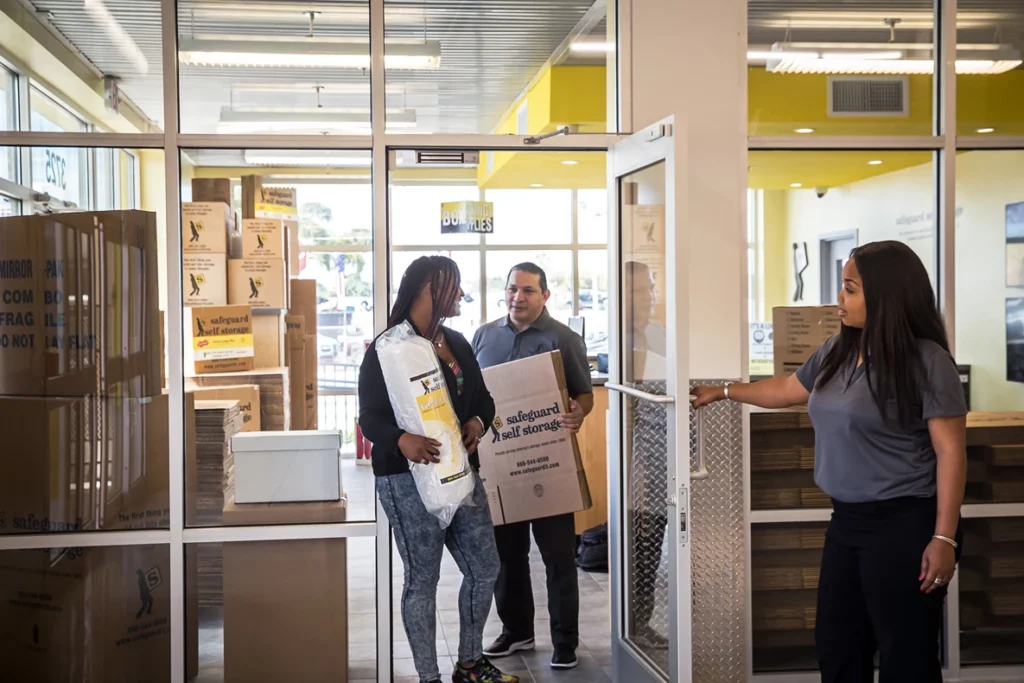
[[0, 545, 172, 682], [229, 259, 287, 309], [183, 254, 228, 307], [289, 279, 318, 336], [253, 312, 284, 368], [0, 211, 161, 398], [285, 220, 300, 276], [242, 219, 286, 260], [186, 305, 255, 375], [231, 431, 341, 503], [189, 385, 261, 432], [0, 392, 170, 535], [772, 305, 841, 377], [304, 334, 317, 430], [286, 328, 307, 431], [187, 367, 290, 432], [476, 351, 592, 526], [182, 202, 232, 254], [191, 178, 232, 206]]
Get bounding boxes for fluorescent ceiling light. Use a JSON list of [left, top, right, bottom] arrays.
[[179, 37, 440, 70], [795, 128, 815, 134], [562, 160, 578, 166], [790, 183, 802, 188], [868, 160, 883, 165], [218, 107, 416, 133], [530, 183, 544, 188], [570, 41, 614, 54], [243, 150, 371, 167], [84, 0, 148, 74], [977, 127, 995, 133], [752, 42, 1022, 75]]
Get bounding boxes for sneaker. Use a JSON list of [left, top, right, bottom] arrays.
[[551, 646, 579, 670], [483, 634, 535, 658], [452, 657, 520, 683]]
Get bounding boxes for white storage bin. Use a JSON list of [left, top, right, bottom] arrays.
[[232, 430, 342, 504]]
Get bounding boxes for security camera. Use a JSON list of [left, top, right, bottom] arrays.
[[815, 187, 829, 199]]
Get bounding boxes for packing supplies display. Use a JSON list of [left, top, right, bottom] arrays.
[[182, 202, 232, 254], [186, 399, 243, 526], [228, 259, 286, 309], [231, 431, 342, 504], [772, 305, 841, 377], [0, 544, 172, 683], [376, 321, 472, 527], [0, 211, 161, 398], [242, 219, 286, 259], [183, 254, 228, 306], [476, 350, 592, 526], [186, 305, 255, 375]]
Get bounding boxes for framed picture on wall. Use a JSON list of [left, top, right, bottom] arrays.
[[1006, 201, 1024, 287], [1006, 298, 1024, 383]]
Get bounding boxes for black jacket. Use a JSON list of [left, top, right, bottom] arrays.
[[358, 324, 496, 477]]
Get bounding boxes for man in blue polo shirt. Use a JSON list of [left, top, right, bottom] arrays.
[[473, 262, 594, 671]]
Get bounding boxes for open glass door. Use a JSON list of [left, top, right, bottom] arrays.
[[607, 117, 697, 683]]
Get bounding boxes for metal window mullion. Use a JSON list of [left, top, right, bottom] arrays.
[[369, 1, 392, 682], [159, 0, 184, 681], [183, 522, 376, 544], [177, 134, 373, 151], [17, 69, 30, 188], [383, 133, 622, 150], [0, 530, 171, 550], [571, 188, 580, 317], [300, 244, 373, 253], [938, 0, 957, 358], [955, 135, 1024, 150], [0, 132, 166, 149]]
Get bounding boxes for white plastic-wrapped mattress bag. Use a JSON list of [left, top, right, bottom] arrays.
[[376, 321, 474, 527]]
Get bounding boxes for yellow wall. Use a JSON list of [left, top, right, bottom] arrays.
[[762, 152, 1024, 410]]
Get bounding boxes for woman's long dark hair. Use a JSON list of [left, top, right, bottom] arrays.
[[816, 240, 951, 428], [388, 255, 461, 341]]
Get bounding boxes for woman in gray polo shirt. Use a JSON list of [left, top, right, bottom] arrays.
[[693, 240, 967, 683]]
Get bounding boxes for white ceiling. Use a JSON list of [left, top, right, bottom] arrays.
[[21, 0, 1024, 135]]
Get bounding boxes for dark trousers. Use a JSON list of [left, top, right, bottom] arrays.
[[816, 496, 961, 683], [493, 512, 579, 649]]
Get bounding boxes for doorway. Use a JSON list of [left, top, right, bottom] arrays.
[[819, 232, 857, 304]]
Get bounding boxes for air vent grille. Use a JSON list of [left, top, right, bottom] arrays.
[[828, 77, 908, 117]]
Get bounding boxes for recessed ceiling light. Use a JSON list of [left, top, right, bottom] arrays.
[[868, 160, 883, 165], [977, 127, 995, 134], [790, 183, 803, 188], [795, 128, 815, 134], [530, 183, 544, 188], [561, 160, 578, 166]]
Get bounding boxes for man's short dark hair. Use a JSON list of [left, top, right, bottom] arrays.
[[507, 262, 548, 292]]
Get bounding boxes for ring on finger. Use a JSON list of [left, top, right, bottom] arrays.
[[933, 577, 945, 585]]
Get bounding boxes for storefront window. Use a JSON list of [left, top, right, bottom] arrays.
[[29, 87, 90, 207], [956, 3, 1024, 136], [485, 189, 573, 245]]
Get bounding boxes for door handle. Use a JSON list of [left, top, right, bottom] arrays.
[[605, 382, 675, 404], [690, 395, 709, 481]]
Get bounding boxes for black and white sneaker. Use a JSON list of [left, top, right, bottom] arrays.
[[483, 634, 535, 658], [550, 646, 579, 670]]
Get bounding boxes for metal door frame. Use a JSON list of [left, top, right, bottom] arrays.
[[607, 115, 691, 683]]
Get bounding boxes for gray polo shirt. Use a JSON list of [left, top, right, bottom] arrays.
[[796, 336, 967, 503], [472, 308, 593, 398]]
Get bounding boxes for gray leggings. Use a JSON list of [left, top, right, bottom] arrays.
[[376, 471, 500, 682]]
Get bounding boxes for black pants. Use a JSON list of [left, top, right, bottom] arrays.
[[493, 512, 579, 649], [816, 496, 962, 683]]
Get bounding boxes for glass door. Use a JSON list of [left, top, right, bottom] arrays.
[[607, 117, 696, 683]]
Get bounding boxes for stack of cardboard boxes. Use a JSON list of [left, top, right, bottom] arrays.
[[182, 202, 233, 307], [0, 210, 172, 681]]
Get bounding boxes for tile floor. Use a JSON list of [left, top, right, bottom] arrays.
[[196, 458, 613, 683]]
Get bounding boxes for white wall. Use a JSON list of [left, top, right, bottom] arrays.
[[766, 151, 1024, 411]]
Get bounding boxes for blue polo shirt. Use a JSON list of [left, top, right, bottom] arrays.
[[472, 308, 593, 398]]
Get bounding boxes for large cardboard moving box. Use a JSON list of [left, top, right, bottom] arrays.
[[189, 385, 261, 432], [186, 305, 255, 375], [191, 178, 232, 206], [182, 202, 232, 254], [476, 351, 592, 525], [773, 305, 841, 377], [229, 259, 287, 309], [183, 254, 228, 307], [242, 219, 286, 259], [0, 544, 172, 682]]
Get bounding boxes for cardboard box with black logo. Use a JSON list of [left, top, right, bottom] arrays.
[[185, 305, 255, 375], [772, 305, 841, 377], [476, 351, 592, 525], [183, 254, 228, 307], [242, 219, 286, 260], [228, 260, 286, 309], [182, 202, 232, 254]]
